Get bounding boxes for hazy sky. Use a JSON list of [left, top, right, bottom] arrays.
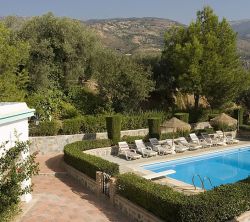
[[0, 0, 250, 24]]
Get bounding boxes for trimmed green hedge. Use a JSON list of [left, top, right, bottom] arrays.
[[62, 118, 82, 134], [121, 135, 147, 144], [106, 116, 121, 145], [233, 108, 244, 125], [30, 111, 169, 136], [64, 140, 119, 179], [148, 118, 161, 139], [117, 173, 250, 222], [30, 120, 61, 136], [239, 124, 250, 131]]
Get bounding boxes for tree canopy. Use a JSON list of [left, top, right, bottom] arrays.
[[0, 23, 29, 102], [18, 12, 99, 91], [160, 6, 249, 109]]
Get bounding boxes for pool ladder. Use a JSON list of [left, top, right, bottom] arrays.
[[192, 174, 214, 190]]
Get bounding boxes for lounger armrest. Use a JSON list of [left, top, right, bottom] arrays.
[[146, 146, 153, 150], [129, 149, 137, 153]]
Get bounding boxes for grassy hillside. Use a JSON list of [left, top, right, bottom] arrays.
[[85, 17, 181, 54]]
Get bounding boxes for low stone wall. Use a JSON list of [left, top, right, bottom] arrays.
[[29, 128, 148, 153], [114, 195, 164, 222], [65, 161, 163, 222], [64, 163, 98, 194]]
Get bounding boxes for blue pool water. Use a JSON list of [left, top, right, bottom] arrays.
[[143, 147, 250, 190]]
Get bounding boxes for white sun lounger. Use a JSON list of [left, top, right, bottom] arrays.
[[216, 130, 239, 144], [143, 170, 176, 180]]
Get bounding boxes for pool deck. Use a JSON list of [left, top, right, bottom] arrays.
[[98, 141, 250, 194]]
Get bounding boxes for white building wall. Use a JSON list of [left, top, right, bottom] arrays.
[[0, 103, 34, 203]]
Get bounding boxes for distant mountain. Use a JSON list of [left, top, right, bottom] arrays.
[[230, 20, 250, 63], [85, 17, 182, 54]]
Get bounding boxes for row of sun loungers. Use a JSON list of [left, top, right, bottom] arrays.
[[118, 131, 239, 161]]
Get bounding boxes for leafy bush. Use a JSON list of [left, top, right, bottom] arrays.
[[106, 116, 121, 145], [233, 108, 244, 125], [0, 140, 39, 221], [62, 118, 82, 134], [174, 113, 189, 123], [239, 124, 250, 131], [79, 115, 107, 133], [64, 140, 119, 179], [116, 173, 250, 222], [189, 109, 221, 123], [160, 131, 190, 140], [31, 120, 61, 136], [211, 123, 237, 132], [30, 111, 170, 136], [60, 102, 79, 119], [148, 118, 161, 139], [121, 111, 170, 130], [192, 128, 214, 136], [121, 135, 147, 144]]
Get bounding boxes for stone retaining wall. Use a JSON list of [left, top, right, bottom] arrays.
[[64, 162, 164, 222], [29, 128, 148, 153], [113, 195, 164, 222], [64, 163, 97, 194]]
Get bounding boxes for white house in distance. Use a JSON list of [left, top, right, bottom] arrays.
[[0, 102, 35, 202]]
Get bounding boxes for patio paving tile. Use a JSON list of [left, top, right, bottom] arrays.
[[18, 153, 130, 222]]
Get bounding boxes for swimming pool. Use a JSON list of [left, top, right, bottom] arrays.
[[143, 147, 250, 190]]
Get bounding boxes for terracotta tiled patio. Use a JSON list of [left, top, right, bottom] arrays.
[[18, 153, 130, 222]]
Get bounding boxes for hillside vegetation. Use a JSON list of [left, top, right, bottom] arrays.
[[86, 17, 181, 54]]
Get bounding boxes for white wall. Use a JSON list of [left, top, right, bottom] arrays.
[[0, 118, 32, 202]]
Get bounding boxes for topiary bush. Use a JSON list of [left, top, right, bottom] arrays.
[[106, 116, 121, 145], [174, 113, 189, 123], [62, 118, 82, 134], [148, 118, 161, 139], [64, 140, 119, 179], [233, 108, 244, 125]]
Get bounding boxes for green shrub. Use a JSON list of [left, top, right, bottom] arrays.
[[62, 118, 82, 134], [174, 113, 189, 123], [239, 124, 250, 131], [116, 173, 250, 222], [106, 116, 121, 145], [160, 131, 190, 140], [233, 108, 244, 125], [64, 140, 119, 179], [212, 123, 237, 132], [121, 111, 170, 130], [148, 118, 161, 139], [192, 128, 214, 136], [189, 109, 221, 123], [121, 135, 147, 144], [60, 102, 78, 119], [35, 120, 61, 136], [80, 115, 106, 133]]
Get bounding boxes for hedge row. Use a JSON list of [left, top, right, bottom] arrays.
[[239, 124, 250, 131], [30, 111, 169, 136], [116, 173, 250, 222], [63, 139, 119, 179]]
